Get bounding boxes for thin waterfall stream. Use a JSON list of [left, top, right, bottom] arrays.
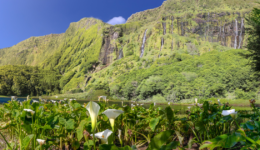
[[234, 19, 238, 49], [140, 29, 148, 58], [159, 22, 166, 58], [238, 18, 244, 49], [118, 49, 123, 59]]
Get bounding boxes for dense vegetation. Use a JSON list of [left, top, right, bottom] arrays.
[[87, 49, 260, 101], [0, 98, 260, 149], [0, 65, 60, 96]]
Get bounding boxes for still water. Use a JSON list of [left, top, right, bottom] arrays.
[[0, 97, 252, 115]]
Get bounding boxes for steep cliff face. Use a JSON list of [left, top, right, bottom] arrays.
[[124, 0, 257, 58], [99, 26, 121, 65]]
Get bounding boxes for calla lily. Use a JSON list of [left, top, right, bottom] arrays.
[[118, 129, 122, 139], [218, 99, 222, 105], [118, 129, 123, 146], [221, 109, 237, 119], [168, 102, 170, 105], [195, 98, 198, 104], [102, 109, 124, 130], [24, 109, 35, 114], [27, 95, 29, 101], [188, 106, 191, 110], [90, 129, 112, 144], [154, 102, 156, 106], [37, 139, 46, 146], [33, 100, 39, 103], [86, 101, 100, 131], [11, 96, 17, 101]]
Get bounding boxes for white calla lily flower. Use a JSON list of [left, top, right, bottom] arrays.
[[37, 139, 46, 146], [118, 129, 123, 146], [218, 99, 222, 105], [195, 98, 198, 104], [221, 109, 237, 119], [86, 101, 100, 131], [102, 109, 124, 130], [24, 109, 35, 114], [90, 129, 113, 144], [154, 102, 156, 106], [118, 129, 122, 139]]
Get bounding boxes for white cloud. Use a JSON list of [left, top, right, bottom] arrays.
[[107, 16, 126, 25]]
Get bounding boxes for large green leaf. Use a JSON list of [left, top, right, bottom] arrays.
[[149, 117, 160, 132], [175, 131, 184, 145], [159, 141, 180, 150], [59, 117, 66, 125], [118, 145, 132, 150], [165, 106, 173, 123], [199, 132, 244, 150], [147, 130, 173, 150], [65, 119, 74, 130], [21, 134, 34, 150], [76, 119, 88, 141], [98, 144, 118, 150]]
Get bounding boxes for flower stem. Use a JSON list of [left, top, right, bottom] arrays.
[[93, 129, 96, 150]]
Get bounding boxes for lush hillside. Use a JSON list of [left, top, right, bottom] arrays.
[[87, 49, 259, 101], [0, 0, 260, 100]]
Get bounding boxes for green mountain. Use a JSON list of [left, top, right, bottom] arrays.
[[0, 0, 260, 101]]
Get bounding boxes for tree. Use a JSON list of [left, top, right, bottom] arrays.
[[246, 7, 260, 72]]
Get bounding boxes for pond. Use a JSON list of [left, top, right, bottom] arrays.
[[0, 97, 253, 115]]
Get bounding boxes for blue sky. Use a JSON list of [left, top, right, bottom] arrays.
[[0, 0, 165, 49]]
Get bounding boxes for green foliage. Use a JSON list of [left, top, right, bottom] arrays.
[[245, 7, 260, 72], [2, 97, 260, 149], [91, 49, 259, 101], [147, 130, 174, 150], [0, 65, 61, 96]]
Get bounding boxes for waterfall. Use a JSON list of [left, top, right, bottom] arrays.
[[181, 22, 184, 36], [159, 37, 164, 58], [234, 19, 238, 49], [140, 29, 148, 58], [171, 17, 174, 51], [207, 12, 209, 39], [238, 18, 244, 49], [159, 22, 166, 58], [163, 22, 166, 35], [118, 49, 123, 59]]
